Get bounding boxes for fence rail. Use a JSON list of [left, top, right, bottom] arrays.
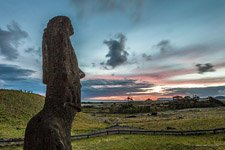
[[1, 127, 225, 147]]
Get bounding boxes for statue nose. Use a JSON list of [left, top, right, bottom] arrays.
[[79, 68, 85, 79]]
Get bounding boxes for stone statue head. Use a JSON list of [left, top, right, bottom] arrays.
[[42, 16, 84, 113], [47, 16, 74, 36]]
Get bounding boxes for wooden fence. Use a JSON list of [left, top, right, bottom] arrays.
[[1, 127, 225, 147]]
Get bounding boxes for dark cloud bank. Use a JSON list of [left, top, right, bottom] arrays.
[[0, 64, 34, 81], [163, 86, 225, 97], [81, 79, 154, 99], [0, 21, 28, 60], [0, 64, 45, 94], [102, 33, 129, 68], [81, 78, 225, 100]]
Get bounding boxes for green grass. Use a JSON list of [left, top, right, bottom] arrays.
[[71, 134, 225, 150], [95, 107, 225, 131], [0, 89, 107, 138], [0, 146, 22, 150], [72, 112, 107, 134], [4, 134, 225, 150], [0, 89, 44, 138], [123, 108, 225, 130]]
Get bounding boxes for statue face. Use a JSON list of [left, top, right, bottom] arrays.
[[61, 17, 74, 36], [67, 20, 74, 36]]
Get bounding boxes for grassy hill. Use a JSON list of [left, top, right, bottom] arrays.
[[0, 89, 107, 138]]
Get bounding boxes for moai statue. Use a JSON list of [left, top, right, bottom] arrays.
[[24, 16, 85, 150]]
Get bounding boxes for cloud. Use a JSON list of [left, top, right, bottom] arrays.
[[0, 64, 44, 94], [25, 47, 41, 54], [151, 41, 225, 64], [25, 47, 42, 57], [91, 63, 96, 67], [156, 40, 172, 54], [103, 33, 129, 68], [0, 80, 6, 87], [0, 64, 35, 81], [142, 53, 151, 61], [81, 78, 154, 99], [195, 63, 215, 74], [0, 21, 28, 60], [71, 0, 145, 22], [163, 86, 225, 97]]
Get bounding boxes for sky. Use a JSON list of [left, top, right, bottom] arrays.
[[0, 0, 225, 101]]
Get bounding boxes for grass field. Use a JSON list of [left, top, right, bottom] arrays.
[[95, 107, 225, 131], [2, 134, 225, 150], [72, 134, 225, 150], [0, 89, 225, 150]]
